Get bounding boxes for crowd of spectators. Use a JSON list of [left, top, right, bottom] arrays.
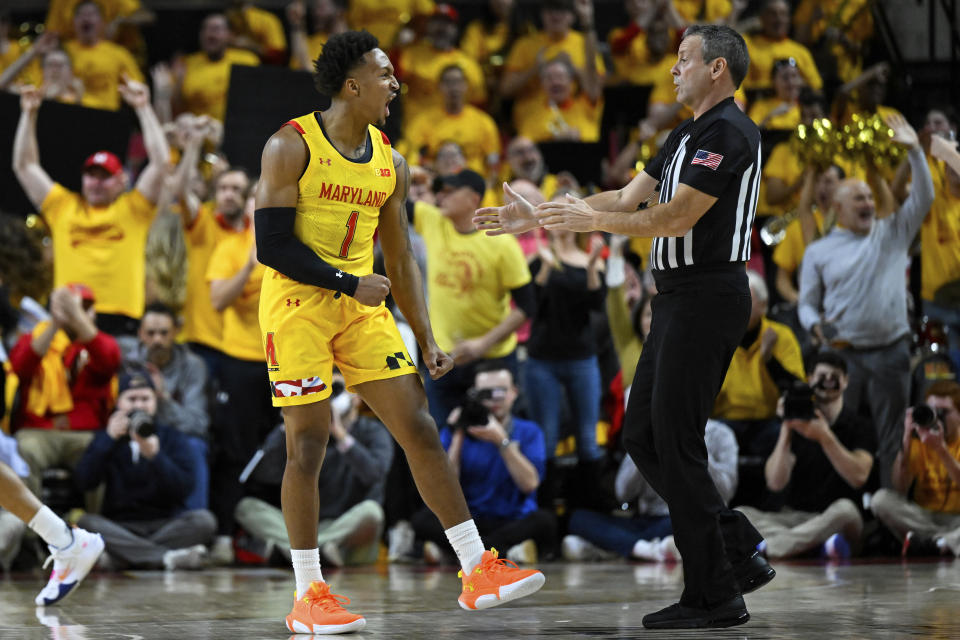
[[1, 0, 960, 575]]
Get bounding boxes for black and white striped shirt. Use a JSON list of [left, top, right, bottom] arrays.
[[642, 96, 762, 271]]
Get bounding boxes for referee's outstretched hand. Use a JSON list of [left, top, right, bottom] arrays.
[[537, 194, 598, 232], [473, 182, 540, 236]]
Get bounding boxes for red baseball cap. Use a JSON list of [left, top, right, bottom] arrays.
[[83, 151, 123, 176], [433, 3, 459, 21], [66, 282, 96, 304]]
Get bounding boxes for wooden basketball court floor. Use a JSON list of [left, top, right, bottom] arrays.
[[1, 559, 959, 639]]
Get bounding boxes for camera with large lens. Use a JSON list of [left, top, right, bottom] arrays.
[[453, 387, 493, 432], [912, 403, 944, 431], [783, 381, 817, 421], [128, 410, 156, 438]]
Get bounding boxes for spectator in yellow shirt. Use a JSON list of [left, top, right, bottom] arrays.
[[177, 14, 260, 122], [793, 0, 873, 87], [287, 0, 349, 71], [397, 5, 486, 125], [63, 0, 144, 110], [743, 0, 821, 93], [12, 80, 170, 336], [401, 64, 501, 177], [226, 0, 288, 64], [606, 0, 688, 86], [500, 0, 604, 134], [516, 56, 602, 143], [504, 136, 561, 203], [45, 0, 153, 42], [461, 0, 530, 85], [748, 57, 803, 131], [346, 0, 435, 49], [0, 31, 58, 92]]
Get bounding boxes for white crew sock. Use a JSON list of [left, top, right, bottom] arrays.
[[291, 548, 323, 597], [445, 519, 485, 574], [28, 505, 73, 549]]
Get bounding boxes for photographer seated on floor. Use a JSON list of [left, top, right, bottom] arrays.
[[409, 362, 557, 564], [871, 380, 960, 557], [737, 351, 877, 560], [234, 372, 393, 567], [74, 368, 216, 570]]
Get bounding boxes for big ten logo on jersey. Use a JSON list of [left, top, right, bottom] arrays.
[[374, 167, 392, 178], [264, 332, 280, 372]]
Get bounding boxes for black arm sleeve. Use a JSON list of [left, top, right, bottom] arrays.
[[254, 207, 360, 297], [510, 282, 536, 318]]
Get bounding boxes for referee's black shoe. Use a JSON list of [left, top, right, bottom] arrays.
[[734, 550, 776, 594], [641, 595, 749, 629]]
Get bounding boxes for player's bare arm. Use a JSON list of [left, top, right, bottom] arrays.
[[254, 125, 390, 306], [537, 183, 718, 238], [379, 149, 454, 379]]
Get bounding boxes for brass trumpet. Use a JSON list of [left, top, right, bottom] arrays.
[[760, 209, 798, 246]]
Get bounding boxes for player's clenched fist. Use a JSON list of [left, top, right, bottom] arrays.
[[353, 273, 391, 306]]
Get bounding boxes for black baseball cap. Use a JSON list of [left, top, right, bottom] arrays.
[[434, 169, 486, 199]]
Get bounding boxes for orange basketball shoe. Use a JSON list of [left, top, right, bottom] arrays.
[[285, 581, 366, 635], [458, 548, 545, 611]]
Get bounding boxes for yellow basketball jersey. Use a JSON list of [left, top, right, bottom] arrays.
[[285, 113, 397, 278]]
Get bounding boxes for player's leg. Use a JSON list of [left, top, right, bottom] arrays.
[[356, 374, 545, 610], [0, 461, 103, 605]]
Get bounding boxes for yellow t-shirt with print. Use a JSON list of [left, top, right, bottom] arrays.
[[505, 30, 606, 130], [516, 94, 603, 144], [413, 201, 530, 358], [743, 35, 822, 92], [713, 317, 806, 421], [748, 99, 801, 131], [398, 43, 486, 123], [921, 157, 960, 302], [64, 39, 143, 111], [401, 105, 500, 175], [772, 208, 825, 276], [180, 202, 247, 350], [206, 229, 265, 362], [907, 437, 960, 513], [180, 49, 260, 121], [42, 183, 155, 318], [346, 0, 435, 48]]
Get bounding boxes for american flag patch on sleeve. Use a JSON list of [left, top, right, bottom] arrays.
[[691, 149, 724, 170]]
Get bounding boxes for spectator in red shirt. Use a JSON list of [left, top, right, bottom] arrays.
[[11, 283, 121, 495]]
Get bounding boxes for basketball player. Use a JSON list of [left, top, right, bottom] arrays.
[[254, 30, 544, 634]]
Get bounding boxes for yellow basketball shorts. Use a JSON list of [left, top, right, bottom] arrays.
[[259, 282, 417, 407]]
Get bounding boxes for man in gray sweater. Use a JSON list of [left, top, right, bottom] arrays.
[[799, 114, 935, 488]]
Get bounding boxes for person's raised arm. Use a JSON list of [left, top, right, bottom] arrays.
[[574, 0, 602, 103], [12, 87, 54, 210], [378, 150, 454, 380], [254, 125, 391, 304], [121, 78, 171, 205], [0, 32, 57, 90], [931, 135, 960, 176]]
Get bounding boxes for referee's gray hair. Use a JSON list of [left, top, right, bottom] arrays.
[[746, 270, 768, 304], [683, 24, 750, 89]]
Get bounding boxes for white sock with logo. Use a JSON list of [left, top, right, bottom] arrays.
[[291, 548, 323, 597], [444, 519, 485, 574], [28, 506, 73, 550]]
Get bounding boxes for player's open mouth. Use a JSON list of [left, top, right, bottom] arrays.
[[385, 93, 396, 117]]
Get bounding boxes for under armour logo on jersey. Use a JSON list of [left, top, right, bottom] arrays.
[[286, 298, 300, 307], [385, 352, 415, 370], [318, 157, 332, 166], [335, 271, 344, 278]]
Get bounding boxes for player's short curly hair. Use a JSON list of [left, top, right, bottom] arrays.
[[313, 30, 380, 97]]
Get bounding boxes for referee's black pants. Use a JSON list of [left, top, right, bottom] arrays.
[[623, 265, 763, 609]]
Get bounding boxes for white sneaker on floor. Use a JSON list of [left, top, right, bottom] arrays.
[[320, 541, 344, 568], [387, 520, 414, 562], [654, 536, 680, 563], [163, 544, 209, 570], [35, 527, 104, 606], [506, 539, 538, 564], [210, 535, 234, 566], [422, 540, 444, 565], [562, 535, 617, 561]]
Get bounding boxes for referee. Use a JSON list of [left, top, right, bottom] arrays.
[[475, 24, 775, 629]]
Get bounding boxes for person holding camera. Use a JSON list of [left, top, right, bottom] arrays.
[[737, 351, 876, 559], [73, 369, 216, 570], [235, 372, 394, 566], [410, 363, 557, 564], [871, 380, 960, 557]]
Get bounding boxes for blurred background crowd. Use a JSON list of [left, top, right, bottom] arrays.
[[1, 0, 960, 574]]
